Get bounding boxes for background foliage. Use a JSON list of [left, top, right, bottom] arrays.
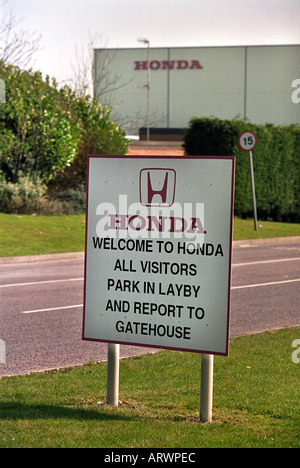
[[183, 117, 300, 222], [0, 64, 128, 213]]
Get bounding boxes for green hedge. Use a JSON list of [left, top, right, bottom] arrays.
[[183, 118, 300, 222]]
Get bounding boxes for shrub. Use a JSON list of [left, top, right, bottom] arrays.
[[44, 187, 86, 215], [51, 102, 128, 189], [0, 65, 79, 184], [0, 176, 46, 213]]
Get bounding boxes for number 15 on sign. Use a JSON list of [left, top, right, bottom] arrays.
[[238, 130, 257, 152], [238, 131, 258, 231]]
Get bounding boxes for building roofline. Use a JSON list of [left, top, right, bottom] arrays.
[[94, 44, 300, 52]]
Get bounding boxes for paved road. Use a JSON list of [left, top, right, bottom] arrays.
[[0, 238, 299, 377]]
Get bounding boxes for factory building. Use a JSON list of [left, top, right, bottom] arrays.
[[93, 45, 300, 136]]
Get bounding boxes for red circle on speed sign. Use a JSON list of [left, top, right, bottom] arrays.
[[238, 131, 257, 152]]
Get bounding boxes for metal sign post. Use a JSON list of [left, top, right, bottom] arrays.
[[107, 343, 120, 406], [248, 150, 258, 231], [200, 354, 214, 423], [238, 131, 258, 231]]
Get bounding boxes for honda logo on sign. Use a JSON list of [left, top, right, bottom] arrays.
[[139, 168, 176, 207]]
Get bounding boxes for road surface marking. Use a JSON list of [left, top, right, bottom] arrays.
[[233, 257, 300, 267], [0, 278, 83, 288], [22, 304, 83, 314], [232, 278, 300, 290]]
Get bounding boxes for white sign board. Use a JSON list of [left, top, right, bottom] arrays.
[[83, 156, 235, 356]]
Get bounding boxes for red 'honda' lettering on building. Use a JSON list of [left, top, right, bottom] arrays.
[[134, 60, 203, 71]]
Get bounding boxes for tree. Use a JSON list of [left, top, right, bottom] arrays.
[[0, 1, 42, 68], [0, 64, 79, 183], [70, 33, 134, 102], [0, 64, 128, 187], [70, 36, 152, 134]]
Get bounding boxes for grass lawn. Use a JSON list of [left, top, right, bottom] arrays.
[[0, 213, 86, 257], [0, 328, 299, 448], [0, 213, 299, 257], [233, 217, 300, 241]]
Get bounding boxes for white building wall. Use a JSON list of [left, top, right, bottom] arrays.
[[168, 47, 245, 127], [246, 46, 300, 124]]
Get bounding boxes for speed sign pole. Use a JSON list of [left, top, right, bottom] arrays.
[[248, 149, 258, 231], [238, 131, 258, 231]]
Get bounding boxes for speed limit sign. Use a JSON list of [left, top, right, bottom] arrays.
[[238, 130, 258, 231], [238, 131, 257, 152]]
